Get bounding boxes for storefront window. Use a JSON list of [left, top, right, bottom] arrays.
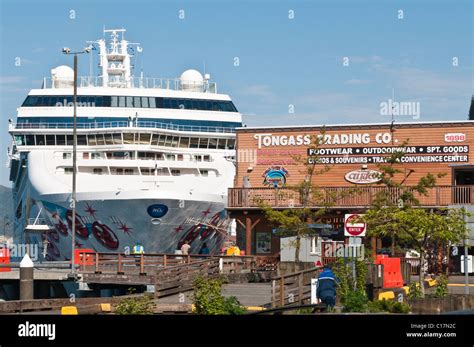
[[255, 232, 271, 254]]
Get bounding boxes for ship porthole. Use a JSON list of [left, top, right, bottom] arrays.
[[151, 218, 162, 225]]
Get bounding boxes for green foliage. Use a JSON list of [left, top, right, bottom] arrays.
[[368, 299, 411, 313], [342, 291, 369, 312], [433, 275, 449, 298], [332, 258, 369, 312], [193, 276, 245, 315], [114, 290, 155, 315], [407, 282, 422, 299]]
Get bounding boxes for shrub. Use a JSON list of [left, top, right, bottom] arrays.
[[433, 275, 449, 298], [115, 293, 155, 315], [341, 291, 369, 312], [368, 299, 410, 313], [193, 276, 245, 315], [407, 282, 422, 299]]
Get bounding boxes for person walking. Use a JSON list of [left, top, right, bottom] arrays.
[[181, 240, 191, 255], [316, 264, 337, 308]]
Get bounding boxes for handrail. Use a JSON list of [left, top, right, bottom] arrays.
[[13, 121, 236, 134]]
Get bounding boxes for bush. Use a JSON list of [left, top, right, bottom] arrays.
[[433, 275, 449, 298], [193, 276, 245, 315], [341, 291, 369, 312], [115, 293, 155, 315], [368, 299, 410, 313], [407, 282, 422, 299]]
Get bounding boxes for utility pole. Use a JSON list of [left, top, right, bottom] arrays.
[[62, 46, 90, 277]]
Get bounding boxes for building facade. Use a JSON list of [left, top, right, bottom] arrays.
[[227, 121, 474, 259]]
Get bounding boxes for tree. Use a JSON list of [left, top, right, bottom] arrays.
[[362, 142, 469, 297], [258, 130, 355, 262]]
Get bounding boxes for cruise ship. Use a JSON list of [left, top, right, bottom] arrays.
[[7, 29, 242, 260]]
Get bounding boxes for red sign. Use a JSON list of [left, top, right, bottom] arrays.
[[344, 214, 366, 237]]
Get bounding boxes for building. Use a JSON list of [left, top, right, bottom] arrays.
[[227, 120, 474, 259]]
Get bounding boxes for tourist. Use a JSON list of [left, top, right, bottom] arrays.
[[181, 240, 191, 255], [198, 242, 210, 255], [316, 264, 337, 308]]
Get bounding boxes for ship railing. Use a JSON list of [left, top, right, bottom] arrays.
[[42, 76, 217, 93], [13, 121, 236, 134], [27, 218, 48, 226]]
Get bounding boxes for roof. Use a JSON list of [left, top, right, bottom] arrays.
[[237, 120, 474, 133]]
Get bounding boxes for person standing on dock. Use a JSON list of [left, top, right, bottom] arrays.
[[198, 242, 210, 255], [133, 242, 144, 267], [181, 240, 191, 255], [316, 265, 337, 308]]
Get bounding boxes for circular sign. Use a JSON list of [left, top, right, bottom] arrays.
[[344, 214, 366, 236], [147, 204, 168, 218]]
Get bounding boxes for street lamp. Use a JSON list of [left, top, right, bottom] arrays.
[[62, 47, 90, 277]]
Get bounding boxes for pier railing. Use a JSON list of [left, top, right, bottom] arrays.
[[78, 251, 273, 275], [228, 185, 473, 209]]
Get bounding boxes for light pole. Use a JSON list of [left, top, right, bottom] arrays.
[[62, 46, 91, 277]]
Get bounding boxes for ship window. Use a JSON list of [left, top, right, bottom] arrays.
[[208, 138, 218, 149], [95, 96, 103, 107], [194, 155, 202, 162], [177, 154, 183, 161], [171, 169, 181, 176], [156, 168, 168, 176], [199, 138, 209, 149], [138, 152, 155, 160], [217, 138, 226, 149], [166, 154, 175, 161], [156, 153, 164, 160], [205, 100, 213, 110], [197, 100, 205, 110], [227, 139, 235, 150], [149, 97, 157, 108], [124, 168, 134, 175], [189, 138, 199, 148], [14, 135, 25, 145], [93, 168, 103, 175], [91, 152, 102, 159], [96, 134, 105, 145], [86, 96, 96, 106], [102, 96, 111, 107], [56, 135, 66, 146], [23, 134, 35, 146], [158, 135, 166, 146], [179, 137, 190, 148], [104, 134, 114, 145], [154, 97, 163, 108], [49, 96, 58, 106], [46, 135, 55, 146], [42, 97, 51, 107], [123, 133, 134, 144], [134, 96, 141, 108], [126, 96, 133, 107], [203, 155, 211, 162], [141, 97, 149, 108], [171, 136, 179, 147], [151, 134, 159, 145], [111, 96, 119, 107], [119, 96, 126, 107], [163, 98, 171, 109], [164, 136, 172, 147], [171, 99, 180, 109], [141, 168, 152, 175], [64, 167, 73, 174], [184, 99, 192, 109], [66, 135, 74, 146], [113, 133, 122, 144], [200, 170, 209, 177], [77, 135, 87, 145], [139, 133, 151, 144], [88, 135, 97, 146], [63, 153, 72, 159], [64, 96, 73, 105], [83, 152, 89, 159], [23, 96, 38, 107], [115, 168, 123, 175], [35, 135, 45, 145]]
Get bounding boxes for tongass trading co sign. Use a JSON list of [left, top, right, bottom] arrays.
[[344, 214, 366, 237], [344, 169, 382, 184]]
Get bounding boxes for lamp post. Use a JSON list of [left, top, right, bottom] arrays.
[[62, 47, 91, 277]]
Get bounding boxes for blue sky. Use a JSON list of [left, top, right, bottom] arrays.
[[0, 0, 472, 186]]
